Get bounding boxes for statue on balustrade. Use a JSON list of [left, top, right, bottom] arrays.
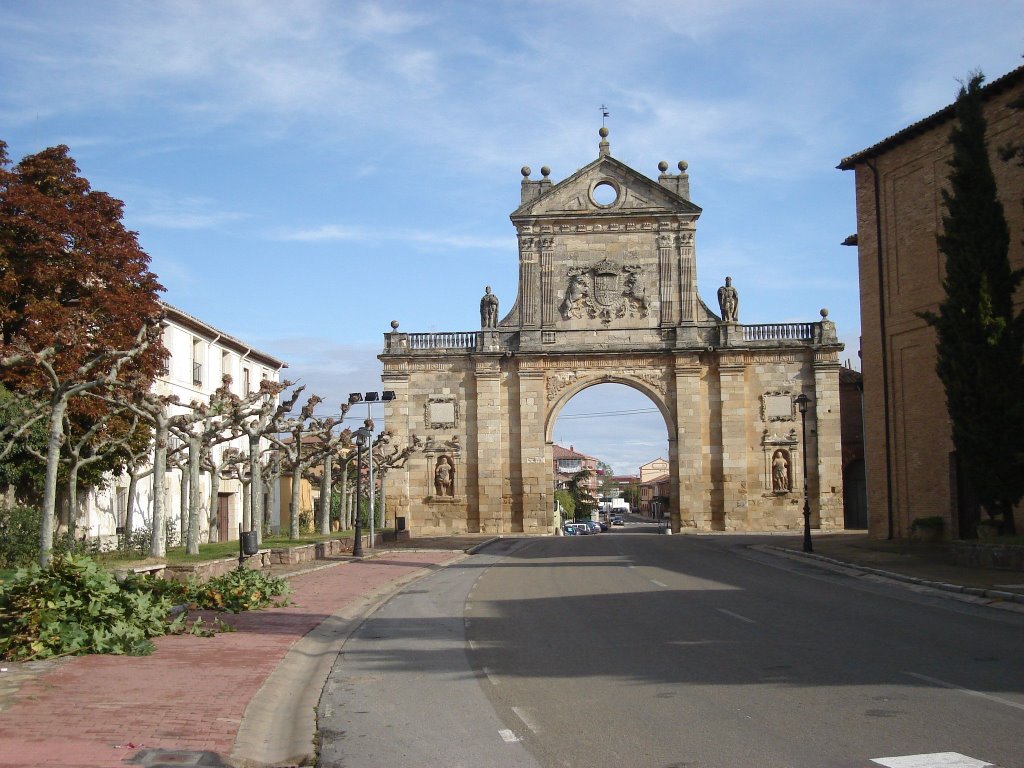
[[718, 276, 739, 323], [480, 286, 499, 328]]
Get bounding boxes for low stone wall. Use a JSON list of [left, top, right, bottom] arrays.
[[952, 541, 1024, 571], [154, 532, 385, 584]]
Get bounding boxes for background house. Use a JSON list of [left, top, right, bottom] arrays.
[[638, 458, 670, 517], [552, 444, 599, 498], [839, 65, 1023, 539]]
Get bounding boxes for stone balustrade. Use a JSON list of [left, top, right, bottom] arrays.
[[382, 321, 831, 354]]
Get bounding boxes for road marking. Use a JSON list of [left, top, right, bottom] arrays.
[[512, 706, 542, 733], [717, 608, 756, 624], [650, 579, 668, 588], [482, 666, 499, 685], [870, 752, 994, 767], [905, 671, 1024, 712], [467, 638, 477, 651], [498, 729, 520, 743]]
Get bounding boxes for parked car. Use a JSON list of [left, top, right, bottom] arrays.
[[611, 515, 624, 526], [582, 520, 601, 534], [563, 523, 586, 535]]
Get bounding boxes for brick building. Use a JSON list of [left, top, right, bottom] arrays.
[[552, 444, 599, 496], [838, 65, 1024, 539]]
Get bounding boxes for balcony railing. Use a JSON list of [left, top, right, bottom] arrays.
[[741, 323, 814, 342], [192, 361, 203, 386], [382, 320, 831, 354], [406, 332, 478, 350]]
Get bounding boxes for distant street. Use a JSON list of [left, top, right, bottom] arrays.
[[317, 520, 1024, 768]]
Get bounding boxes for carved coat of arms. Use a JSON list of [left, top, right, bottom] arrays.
[[559, 257, 650, 323]]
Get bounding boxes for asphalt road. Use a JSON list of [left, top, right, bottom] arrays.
[[317, 524, 1024, 768]]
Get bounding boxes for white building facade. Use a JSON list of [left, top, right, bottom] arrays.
[[81, 302, 287, 547]]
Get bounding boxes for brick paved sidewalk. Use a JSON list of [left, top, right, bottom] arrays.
[[0, 551, 462, 768]]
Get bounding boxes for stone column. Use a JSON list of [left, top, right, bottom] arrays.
[[381, 371, 411, 530], [520, 236, 538, 327], [474, 359, 504, 533], [540, 237, 556, 327], [679, 230, 696, 324], [672, 352, 705, 530], [658, 233, 677, 326], [718, 354, 749, 529], [517, 368, 550, 532], [812, 352, 844, 529]]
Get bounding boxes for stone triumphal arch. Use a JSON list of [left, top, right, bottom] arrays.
[[379, 128, 845, 535]]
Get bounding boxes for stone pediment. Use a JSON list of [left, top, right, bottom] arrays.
[[511, 156, 702, 220]]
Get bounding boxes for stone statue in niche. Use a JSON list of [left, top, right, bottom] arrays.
[[434, 456, 454, 497], [718, 276, 739, 323], [772, 450, 791, 493], [480, 286, 499, 328]]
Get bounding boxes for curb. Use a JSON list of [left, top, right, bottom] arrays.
[[758, 544, 1024, 612], [230, 551, 469, 768]]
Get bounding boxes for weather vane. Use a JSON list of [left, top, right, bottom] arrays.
[[600, 104, 609, 127]]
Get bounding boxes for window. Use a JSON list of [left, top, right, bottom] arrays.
[[191, 338, 203, 386], [243, 368, 251, 396]]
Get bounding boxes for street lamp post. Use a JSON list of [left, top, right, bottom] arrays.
[[347, 391, 395, 549], [795, 393, 812, 553], [352, 427, 371, 557]]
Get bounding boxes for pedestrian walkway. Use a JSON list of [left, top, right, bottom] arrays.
[[0, 549, 465, 768], [761, 532, 1024, 608]]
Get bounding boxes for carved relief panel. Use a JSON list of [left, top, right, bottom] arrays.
[[425, 395, 458, 430], [559, 257, 650, 324]]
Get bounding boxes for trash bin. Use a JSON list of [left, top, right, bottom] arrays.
[[240, 530, 259, 555], [396, 516, 406, 532]]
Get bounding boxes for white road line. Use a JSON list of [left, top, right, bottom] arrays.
[[498, 729, 520, 743], [905, 671, 1024, 712], [650, 579, 668, 588], [870, 751, 994, 767], [467, 638, 477, 651], [482, 666, 499, 685], [512, 706, 542, 734], [717, 608, 756, 624]]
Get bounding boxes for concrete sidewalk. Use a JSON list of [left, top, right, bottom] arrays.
[[0, 549, 466, 768], [759, 532, 1024, 610]]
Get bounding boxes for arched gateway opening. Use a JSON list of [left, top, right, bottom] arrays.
[[379, 128, 845, 536], [550, 381, 670, 521]]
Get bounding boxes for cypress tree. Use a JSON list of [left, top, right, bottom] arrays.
[[923, 73, 1024, 536]]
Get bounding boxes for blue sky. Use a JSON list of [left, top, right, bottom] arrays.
[[2, 1, 1022, 475]]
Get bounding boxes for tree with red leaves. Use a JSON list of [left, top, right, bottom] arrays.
[[0, 140, 166, 564]]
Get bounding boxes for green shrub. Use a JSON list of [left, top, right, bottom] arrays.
[[122, 519, 178, 556], [0, 504, 42, 568], [0, 505, 110, 568], [188, 567, 290, 613], [0, 554, 185, 660]]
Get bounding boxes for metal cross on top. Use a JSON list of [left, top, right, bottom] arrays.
[[600, 104, 609, 126]]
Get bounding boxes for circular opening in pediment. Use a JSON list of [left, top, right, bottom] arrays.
[[590, 179, 620, 208]]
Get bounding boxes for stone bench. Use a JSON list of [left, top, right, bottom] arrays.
[[112, 563, 166, 582]]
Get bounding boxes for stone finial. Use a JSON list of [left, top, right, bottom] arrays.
[[390, 320, 400, 331], [541, 166, 550, 178], [599, 126, 610, 157], [820, 308, 829, 319], [658, 160, 669, 173], [678, 160, 688, 172], [521, 166, 531, 178]]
